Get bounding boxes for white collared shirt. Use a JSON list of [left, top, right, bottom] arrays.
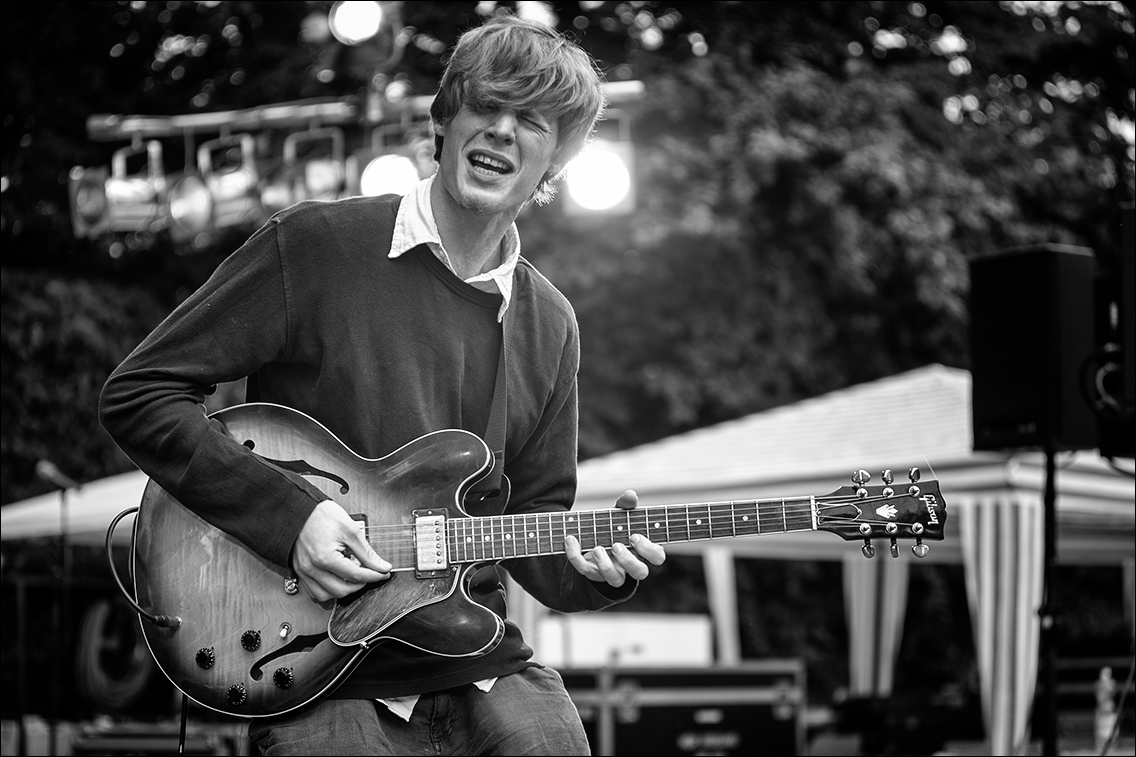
[[388, 175, 521, 322]]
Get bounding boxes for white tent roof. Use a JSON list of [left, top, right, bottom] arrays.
[[1, 469, 146, 546]]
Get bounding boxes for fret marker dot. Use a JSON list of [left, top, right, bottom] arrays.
[[483, 535, 491, 541], [505, 534, 512, 540], [742, 515, 750, 521], [696, 519, 703, 525], [528, 532, 535, 538], [617, 525, 624, 531]]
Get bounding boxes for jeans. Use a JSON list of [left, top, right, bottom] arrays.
[[248, 665, 592, 756]]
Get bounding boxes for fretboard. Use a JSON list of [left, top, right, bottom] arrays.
[[373, 499, 817, 569]]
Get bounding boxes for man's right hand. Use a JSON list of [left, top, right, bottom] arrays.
[[291, 499, 392, 602]]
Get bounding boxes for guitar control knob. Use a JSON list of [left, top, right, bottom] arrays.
[[911, 539, 930, 559], [227, 683, 247, 706], [241, 630, 261, 652], [862, 539, 876, 559], [273, 667, 294, 689], [195, 647, 215, 670]]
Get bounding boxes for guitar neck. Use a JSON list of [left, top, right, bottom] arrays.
[[372, 499, 818, 569]]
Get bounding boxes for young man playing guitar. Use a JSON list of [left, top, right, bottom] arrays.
[[100, 14, 666, 756]]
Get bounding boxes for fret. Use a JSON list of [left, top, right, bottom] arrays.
[[593, 509, 613, 550], [506, 514, 521, 559], [500, 515, 514, 560], [449, 518, 464, 563], [522, 513, 538, 556], [627, 507, 649, 542], [543, 512, 558, 554], [663, 505, 687, 543], [687, 503, 711, 541], [476, 515, 491, 561], [572, 511, 591, 551], [643, 506, 668, 543], [733, 500, 759, 536], [490, 516, 505, 560], [757, 499, 778, 534], [708, 503, 733, 539], [611, 507, 633, 546]]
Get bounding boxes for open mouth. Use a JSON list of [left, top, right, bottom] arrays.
[[468, 152, 513, 175]]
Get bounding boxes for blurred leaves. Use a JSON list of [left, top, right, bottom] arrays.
[[1, 0, 1131, 483], [0, 269, 167, 504]]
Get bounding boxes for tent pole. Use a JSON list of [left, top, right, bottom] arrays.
[[1040, 444, 1058, 757]]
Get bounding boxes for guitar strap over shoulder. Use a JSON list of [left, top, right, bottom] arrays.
[[466, 313, 507, 507]]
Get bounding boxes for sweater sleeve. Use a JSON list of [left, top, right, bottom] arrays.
[[98, 218, 323, 568], [499, 315, 637, 612]]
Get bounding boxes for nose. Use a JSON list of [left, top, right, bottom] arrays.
[[485, 110, 517, 145]]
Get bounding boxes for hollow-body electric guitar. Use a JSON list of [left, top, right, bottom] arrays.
[[133, 402, 947, 718]]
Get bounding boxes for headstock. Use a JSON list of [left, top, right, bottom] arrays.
[[816, 468, 946, 558]]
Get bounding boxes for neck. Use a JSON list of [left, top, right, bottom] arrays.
[[431, 178, 516, 279]]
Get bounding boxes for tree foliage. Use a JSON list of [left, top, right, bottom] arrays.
[[1, 0, 1132, 480]]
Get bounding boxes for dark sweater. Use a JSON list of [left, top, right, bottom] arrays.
[[99, 194, 633, 698]]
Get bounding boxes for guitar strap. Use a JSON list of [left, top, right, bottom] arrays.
[[466, 312, 507, 506]]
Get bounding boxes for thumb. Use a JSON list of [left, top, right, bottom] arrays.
[[341, 519, 391, 573], [614, 489, 639, 510]]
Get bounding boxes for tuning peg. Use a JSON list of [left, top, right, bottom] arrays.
[[862, 539, 876, 559], [908, 467, 921, 483], [852, 470, 871, 485], [881, 469, 894, 485], [889, 538, 899, 558], [911, 539, 930, 558]]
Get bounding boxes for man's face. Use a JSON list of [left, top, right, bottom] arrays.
[[435, 102, 561, 217]]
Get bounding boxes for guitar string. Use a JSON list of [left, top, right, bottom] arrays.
[[352, 494, 924, 537], [352, 494, 932, 564]]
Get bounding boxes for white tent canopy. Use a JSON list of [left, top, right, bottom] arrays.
[[1, 469, 146, 547]]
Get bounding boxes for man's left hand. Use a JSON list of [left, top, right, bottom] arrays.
[[565, 490, 666, 588]]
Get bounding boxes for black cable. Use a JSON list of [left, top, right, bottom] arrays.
[[179, 691, 189, 755], [103, 507, 182, 628]]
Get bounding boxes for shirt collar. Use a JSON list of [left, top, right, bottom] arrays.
[[389, 175, 520, 322]]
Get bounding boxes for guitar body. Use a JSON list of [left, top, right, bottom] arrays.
[[134, 403, 505, 717]]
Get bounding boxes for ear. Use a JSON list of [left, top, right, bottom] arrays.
[[433, 118, 446, 138]]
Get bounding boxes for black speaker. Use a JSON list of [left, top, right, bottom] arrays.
[[1094, 203, 1135, 458], [969, 244, 1097, 451]]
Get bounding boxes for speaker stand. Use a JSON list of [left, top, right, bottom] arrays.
[[1039, 444, 1058, 757]]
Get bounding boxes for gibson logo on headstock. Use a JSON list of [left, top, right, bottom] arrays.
[[922, 493, 940, 524]]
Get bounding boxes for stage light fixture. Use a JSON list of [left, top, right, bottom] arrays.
[[563, 111, 635, 216], [68, 165, 110, 239], [260, 127, 346, 215], [167, 172, 212, 243], [198, 133, 265, 231], [328, 1, 383, 46], [346, 129, 435, 198]]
